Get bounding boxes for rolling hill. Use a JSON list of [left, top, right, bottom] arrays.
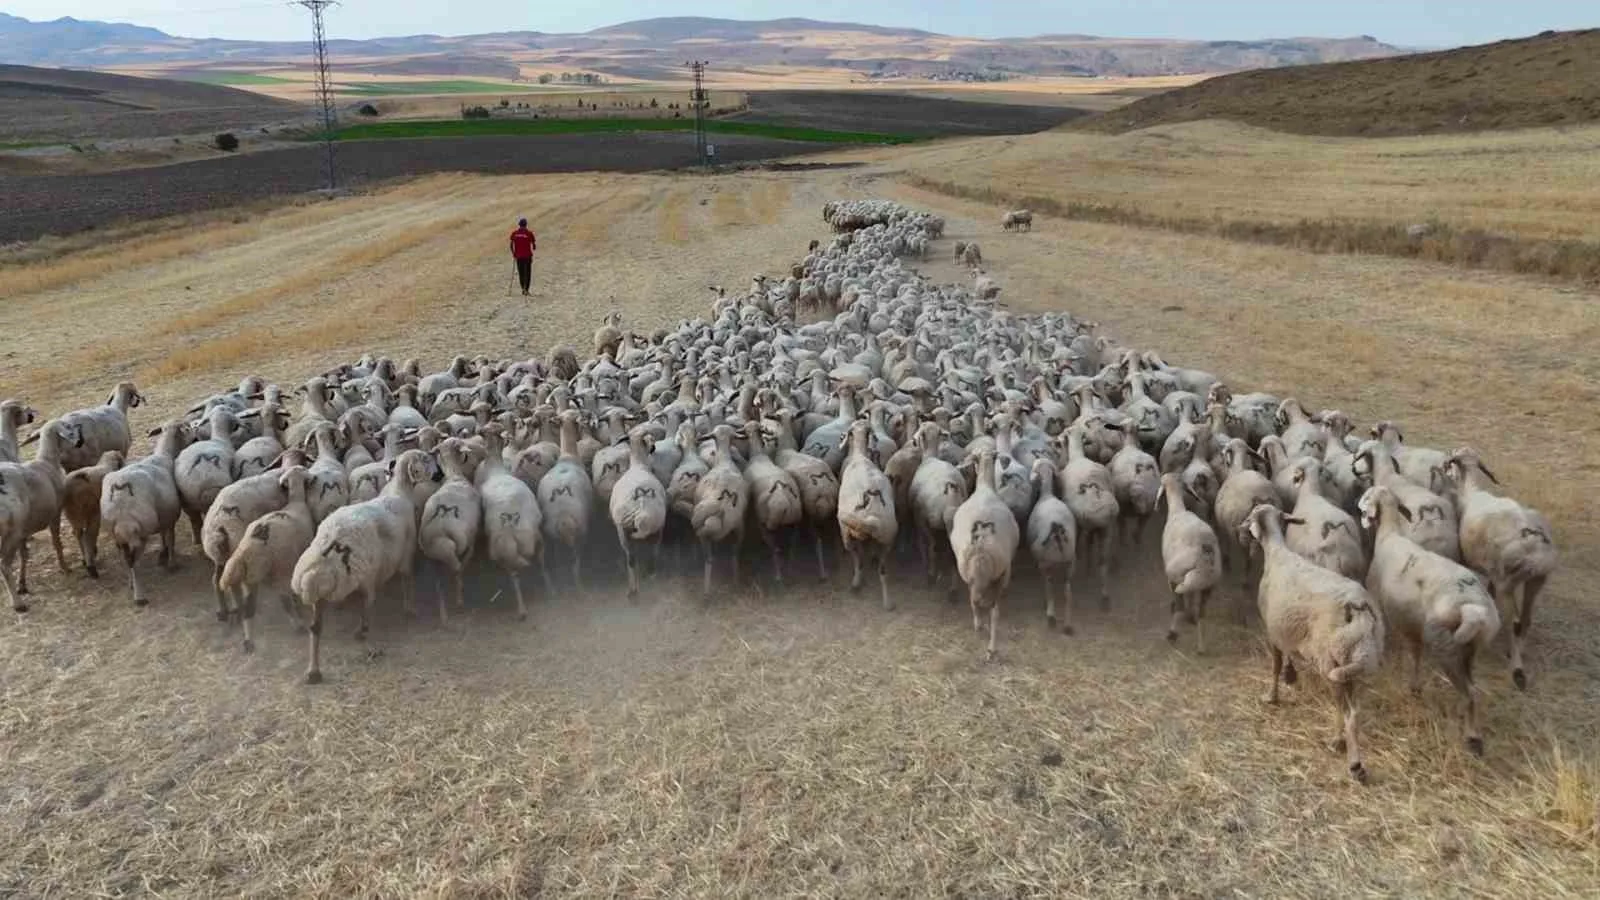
[[1081, 28, 1600, 136], [0, 13, 1405, 79], [0, 63, 305, 142]]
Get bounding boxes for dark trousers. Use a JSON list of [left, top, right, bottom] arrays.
[[515, 257, 532, 292]]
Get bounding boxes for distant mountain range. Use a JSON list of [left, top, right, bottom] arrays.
[[0, 13, 1406, 79]]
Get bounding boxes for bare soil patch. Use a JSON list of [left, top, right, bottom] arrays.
[[736, 90, 1090, 136]]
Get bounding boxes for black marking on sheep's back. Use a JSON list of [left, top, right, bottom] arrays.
[[323, 540, 354, 572], [970, 520, 997, 539], [220, 504, 241, 519], [428, 504, 461, 523], [770, 482, 798, 498], [855, 488, 885, 511], [549, 485, 573, 498], [630, 486, 657, 501], [943, 481, 962, 496], [716, 488, 741, 506], [251, 522, 271, 542], [1046, 522, 1069, 547], [499, 512, 520, 527], [809, 472, 833, 487], [1322, 521, 1352, 539], [109, 483, 132, 498], [318, 481, 339, 498], [1400, 554, 1419, 575], [1456, 575, 1480, 593], [1520, 527, 1552, 544]]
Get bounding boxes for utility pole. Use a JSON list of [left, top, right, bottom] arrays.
[[296, 0, 339, 191], [686, 60, 708, 165]]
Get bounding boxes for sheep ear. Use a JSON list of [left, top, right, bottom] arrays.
[[19, 431, 40, 447], [1397, 503, 1414, 523], [1282, 515, 1308, 527], [1477, 461, 1500, 484], [146, 426, 163, 437]]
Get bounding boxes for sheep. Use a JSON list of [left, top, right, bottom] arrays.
[[0, 420, 76, 609], [1243, 504, 1385, 783], [284, 376, 339, 450], [176, 406, 242, 548], [1276, 398, 1326, 461], [101, 420, 194, 608], [217, 466, 317, 653], [0, 400, 38, 464], [766, 409, 839, 578], [1360, 486, 1499, 754], [292, 449, 432, 684], [53, 381, 142, 472], [1446, 447, 1558, 691], [1284, 459, 1366, 582], [476, 423, 548, 617], [417, 355, 475, 414], [973, 269, 1001, 301], [233, 402, 290, 479], [418, 438, 483, 624], [1159, 473, 1223, 652], [200, 448, 309, 617], [743, 426, 803, 583], [953, 240, 968, 263], [546, 344, 580, 383], [951, 447, 1020, 661], [1108, 423, 1161, 553], [909, 426, 968, 591], [594, 310, 625, 358], [1353, 440, 1459, 561], [837, 419, 897, 610], [1001, 209, 1033, 232], [62, 450, 124, 579], [538, 410, 594, 590], [1025, 458, 1077, 634], [692, 423, 749, 601], [607, 425, 667, 597], [1058, 422, 1119, 609], [1372, 422, 1450, 491], [1214, 438, 1280, 591], [303, 421, 351, 525], [962, 242, 983, 267]]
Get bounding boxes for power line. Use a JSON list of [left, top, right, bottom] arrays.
[[295, 0, 339, 192]]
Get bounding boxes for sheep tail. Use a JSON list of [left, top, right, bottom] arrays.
[[1452, 604, 1495, 647]]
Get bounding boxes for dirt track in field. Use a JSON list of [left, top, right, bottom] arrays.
[[1, 152, 1597, 897]]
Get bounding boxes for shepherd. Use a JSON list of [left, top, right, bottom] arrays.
[[509, 218, 536, 296]]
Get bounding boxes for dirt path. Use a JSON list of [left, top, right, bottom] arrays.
[[1, 159, 1596, 897]]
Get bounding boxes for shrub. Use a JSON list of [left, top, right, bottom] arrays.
[[357, 103, 379, 117], [214, 132, 240, 152], [461, 105, 491, 120]]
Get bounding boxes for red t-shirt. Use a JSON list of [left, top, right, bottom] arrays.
[[510, 227, 536, 259]]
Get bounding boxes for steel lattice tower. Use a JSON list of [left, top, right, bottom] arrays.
[[297, 0, 339, 190], [687, 60, 709, 164]]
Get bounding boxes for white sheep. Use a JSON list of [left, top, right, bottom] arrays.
[[101, 420, 194, 607], [217, 465, 317, 653], [1360, 486, 1499, 754], [837, 419, 897, 610], [0, 400, 37, 464], [1447, 447, 1558, 691], [1213, 438, 1279, 593], [176, 406, 242, 551], [54, 381, 142, 472], [1284, 458, 1366, 581], [418, 438, 483, 624], [476, 424, 548, 618], [692, 423, 749, 601], [538, 410, 594, 590], [1243, 504, 1385, 783], [1159, 473, 1223, 652], [0, 420, 75, 610], [1058, 422, 1119, 608], [951, 447, 1020, 661], [1353, 440, 1458, 561], [233, 402, 290, 479], [908, 424, 968, 590], [303, 421, 351, 525], [1025, 458, 1077, 634], [607, 426, 667, 598], [292, 448, 432, 683], [1001, 209, 1034, 232], [767, 409, 839, 579], [743, 426, 803, 583]]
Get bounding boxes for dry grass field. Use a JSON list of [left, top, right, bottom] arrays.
[[2, 131, 1598, 896]]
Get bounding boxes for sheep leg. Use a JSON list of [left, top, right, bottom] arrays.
[[763, 529, 784, 585], [1043, 571, 1057, 629], [17, 541, 29, 595], [159, 527, 178, 571], [1442, 644, 1483, 756], [1166, 591, 1185, 646], [618, 527, 639, 599], [812, 522, 829, 581], [1407, 637, 1425, 695], [185, 510, 203, 548], [49, 519, 67, 573], [539, 548, 555, 599], [1, 550, 24, 613], [1265, 647, 1283, 704], [507, 567, 529, 621], [1194, 590, 1210, 655], [1059, 567, 1076, 636], [701, 538, 715, 604], [570, 541, 585, 594], [359, 586, 382, 660], [986, 602, 1000, 662], [1334, 682, 1367, 783], [731, 527, 744, 586], [239, 587, 257, 654], [970, 587, 983, 635], [434, 563, 453, 626], [1096, 531, 1111, 610], [650, 531, 664, 578], [877, 545, 892, 612], [212, 563, 231, 622], [78, 521, 101, 578], [304, 598, 326, 684], [846, 538, 863, 592], [122, 543, 148, 607], [1510, 576, 1544, 691]]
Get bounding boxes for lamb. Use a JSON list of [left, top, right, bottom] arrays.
[[837, 419, 897, 610], [691, 423, 749, 601], [0, 420, 76, 610], [743, 426, 803, 583], [418, 438, 483, 624], [1284, 459, 1366, 581], [1058, 422, 1119, 608], [1025, 458, 1077, 634], [1159, 473, 1223, 652], [476, 423, 548, 617], [101, 420, 194, 608], [292, 449, 431, 684], [54, 381, 142, 472], [62, 450, 125, 578], [607, 425, 667, 597], [537, 410, 594, 590], [1360, 486, 1499, 754], [176, 406, 242, 548], [951, 447, 1020, 661], [217, 466, 317, 653], [1447, 447, 1558, 691], [1001, 209, 1034, 232], [1353, 440, 1459, 561], [1243, 504, 1385, 783]]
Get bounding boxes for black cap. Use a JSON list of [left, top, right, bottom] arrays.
[[518, 218, 527, 227]]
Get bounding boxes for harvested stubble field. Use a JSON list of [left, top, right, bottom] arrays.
[[1, 137, 1598, 896]]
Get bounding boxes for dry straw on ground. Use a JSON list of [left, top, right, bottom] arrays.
[[1, 143, 1596, 896]]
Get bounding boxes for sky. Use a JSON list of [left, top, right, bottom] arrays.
[[3, 0, 1591, 47]]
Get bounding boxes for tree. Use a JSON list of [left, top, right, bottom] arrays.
[[537, 73, 553, 84], [214, 132, 239, 151]]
